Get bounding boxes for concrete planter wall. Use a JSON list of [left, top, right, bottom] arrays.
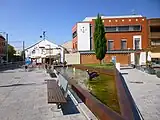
[[56, 65, 142, 120]]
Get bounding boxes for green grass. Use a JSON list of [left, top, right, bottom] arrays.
[[87, 74, 121, 114], [84, 63, 114, 69]]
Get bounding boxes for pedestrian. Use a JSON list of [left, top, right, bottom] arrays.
[[45, 63, 48, 69], [25, 57, 31, 72], [25, 65, 28, 72]]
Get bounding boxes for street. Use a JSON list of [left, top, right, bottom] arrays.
[[0, 68, 87, 120]]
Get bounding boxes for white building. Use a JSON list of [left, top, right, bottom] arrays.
[[25, 39, 64, 64], [14, 49, 22, 56]]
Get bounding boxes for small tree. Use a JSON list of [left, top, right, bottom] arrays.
[[8, 44, 16, 62], [93, 14, 107, 64]]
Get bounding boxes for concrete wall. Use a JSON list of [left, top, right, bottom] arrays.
[[65, 53, 80, 64], [140, 52, 146, 65], [80, 53, 130, 65], [131, 53, 135, 64], [77, 23, 90, 51], [131, 52, 147, 65]]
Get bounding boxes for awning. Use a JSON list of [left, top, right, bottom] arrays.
[[149, 52, 160, 58]]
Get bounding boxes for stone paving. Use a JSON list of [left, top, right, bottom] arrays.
[[120, 68, 160, 120], [0, 68, 87, 120]]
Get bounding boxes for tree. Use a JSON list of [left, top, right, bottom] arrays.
[[8, 44, 16, 62], [93, 13, 107, 64]]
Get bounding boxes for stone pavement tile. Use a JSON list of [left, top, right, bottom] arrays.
[[52, 110, 63, 117], [0, 69, 88, 120], [69, 114, 87, 120], [121, 69, 160, 120], [22, 114, 43, 120]]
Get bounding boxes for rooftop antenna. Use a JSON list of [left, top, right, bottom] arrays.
[[132, 9, 136, 15], [43, 31, 46, 40], [40, 31, 46, 40]]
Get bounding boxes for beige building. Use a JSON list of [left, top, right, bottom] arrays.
[[61, 41, 72, 53]]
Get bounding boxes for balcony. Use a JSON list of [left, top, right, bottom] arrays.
[[149, 32, 160, 39], [150, 45, 160, 52], [149, 19, 160, 26]]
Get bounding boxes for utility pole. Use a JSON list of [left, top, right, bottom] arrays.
[[6, 33, 8, 63], [22, 41, 25, 61], [49, 45, 51, 65]]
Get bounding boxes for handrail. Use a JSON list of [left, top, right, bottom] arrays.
[[0, 61, 24, 71]]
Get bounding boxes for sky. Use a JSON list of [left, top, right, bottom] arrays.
[[0, 0, 160, 49]]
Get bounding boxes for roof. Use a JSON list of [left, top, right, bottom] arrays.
[[0, 34, 5, 40], [148, 18, 160, 20], [25, 40, 43, 50], [61, 41, 72, 49], [83, 15, 143, 22], [25, 39, 59, 50]]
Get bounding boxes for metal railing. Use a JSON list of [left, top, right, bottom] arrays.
[[0, 61, 24, 71]]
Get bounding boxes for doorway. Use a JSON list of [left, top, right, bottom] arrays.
[[135, 53, 140, 65]]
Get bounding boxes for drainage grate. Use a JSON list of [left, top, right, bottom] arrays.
[[129, 81, 143, 84], [14, 77, 21, 79]]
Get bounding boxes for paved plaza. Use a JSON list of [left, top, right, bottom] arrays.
[[120, 68, 160, 120], [0, 68, 88, 120]]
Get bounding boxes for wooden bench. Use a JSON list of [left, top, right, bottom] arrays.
[[47, 73, 68, 109]]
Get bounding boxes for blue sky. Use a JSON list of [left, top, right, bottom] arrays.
[[0, 0, 160, 48]]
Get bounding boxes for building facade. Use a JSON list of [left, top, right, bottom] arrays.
[[25, 39, 64, 64], [0, 35, 6, 63], [61, 41, 73, 53], [72, 15, 149, 65], [147, 18, 160, 63]]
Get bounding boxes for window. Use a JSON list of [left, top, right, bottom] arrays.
[[105, 25, 141, 32], [135, 38, 140, 50], [150, 26, 160, 32], [32, 49, 35, 54], [72, 31, 77, 38], [108, 40, 114, 50], [119, 26, 129, 31], [75, 42, 77, 49], [121, 39, 127, 49], [105, 27, 116, 32], [132, 25, 141, 31]]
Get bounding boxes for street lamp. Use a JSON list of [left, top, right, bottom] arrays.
[[0, 32, 8, 63]]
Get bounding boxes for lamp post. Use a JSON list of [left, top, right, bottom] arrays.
[[0, 32, 8, 63]]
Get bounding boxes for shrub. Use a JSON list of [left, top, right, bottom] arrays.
[[156, 71, 160, 78], [146, 67, 156, 74]]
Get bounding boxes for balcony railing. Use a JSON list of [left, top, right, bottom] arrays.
[[149, 19, 160, 26], [149, 32, 160, 38]]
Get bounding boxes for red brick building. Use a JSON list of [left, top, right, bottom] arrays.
[[0, 35, 6, 62], [72, 15, 149, 65], [147, 18, 160, 63]]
